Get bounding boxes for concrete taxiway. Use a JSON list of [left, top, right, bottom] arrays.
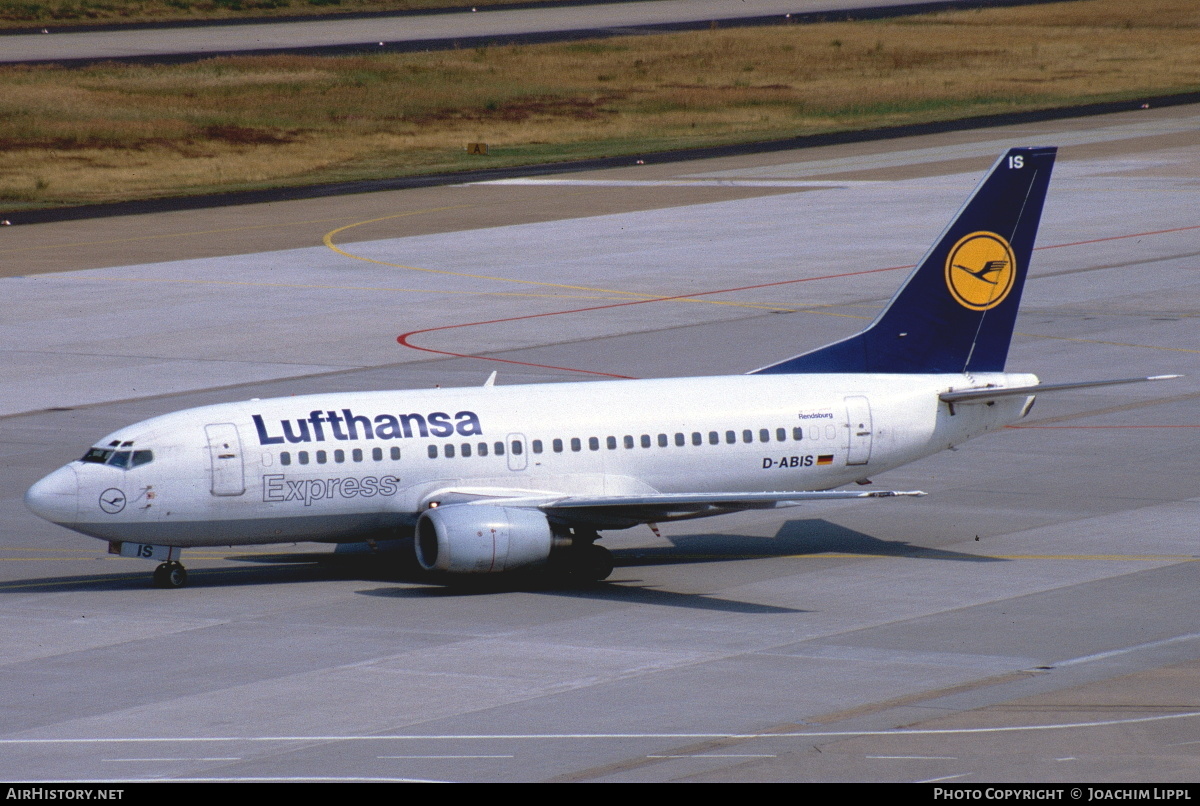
[[1, 0, 947, 64], [1, 103, 1198, 782]]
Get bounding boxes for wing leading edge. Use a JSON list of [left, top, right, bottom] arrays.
[[423, 488, 926, 530]]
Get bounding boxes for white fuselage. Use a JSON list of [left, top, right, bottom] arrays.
[[27, 371, 1036, 548]]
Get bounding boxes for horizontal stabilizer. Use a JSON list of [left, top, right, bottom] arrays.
[[939, 374, 1181, 404]]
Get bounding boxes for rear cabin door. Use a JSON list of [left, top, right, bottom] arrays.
[[844, 396, 873, 466], [205, 423, 246, 496]]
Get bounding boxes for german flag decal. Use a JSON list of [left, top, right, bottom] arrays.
[[816, 455, 834, 465]]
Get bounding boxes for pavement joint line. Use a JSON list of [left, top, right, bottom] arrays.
[[324, 216, 803, 313], [5, 711, 1200, 744], [0, 214, 368, 255], [1052, 631, 1200, 668], [26, 275, 639, 303]]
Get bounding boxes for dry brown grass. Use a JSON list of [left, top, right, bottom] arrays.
[[2, 0, 1198, 209]]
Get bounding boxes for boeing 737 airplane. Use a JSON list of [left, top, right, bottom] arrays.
[[25, 147, 1175, 588]]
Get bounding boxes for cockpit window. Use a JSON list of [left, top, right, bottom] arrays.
[[79, 447, 154, 469], [81, 448, 112, 464]]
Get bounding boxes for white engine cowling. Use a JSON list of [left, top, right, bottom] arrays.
[[415, 504, 554, 574]]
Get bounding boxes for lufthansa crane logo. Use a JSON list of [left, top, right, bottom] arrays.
[[944, 231, 1016, 311], [99, 488, 127, 514]]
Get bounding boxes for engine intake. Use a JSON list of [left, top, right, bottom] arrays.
[[415, 504, 554, 574]]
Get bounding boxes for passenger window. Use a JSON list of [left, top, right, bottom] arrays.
[[759, 429, 770, 443], [657, 434, 668, 448], [131, 450, 154, 468], [334, 449, 345, 463], [570, 437, 581, 452], [607, 436, 617, 450], [445, 444, 456, 458], [726, 431, 736, 444], [793, 427, 803, 441], [825, 425, 836, 440], [808, 427, 818, 441], [531, 440, 542, 454], [776, 428, 786, 442], [427, 445, 437, 459], [641, 435, 651, 448], [373, 447, 383, 461], [674, 433, 685, 447], [511, 440, 523, 455], [692, 432, 702, 446], [708, 431, 718, 445], [624, 435, 634, 449], [299, 451, 310, 465], [743, 430, 753, 443], [281, 451, 291, 466], [588, 437, 599, 451], [480, 442, 490, 457], [316, 450, 327, 464], [391, 447, 401, 461], [352, 448, 363, 462], [461, 443, 472, 458], [495, 441, 505, 456], [553, 439, 564, 453]]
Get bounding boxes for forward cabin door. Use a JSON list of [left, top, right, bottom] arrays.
[[844, 396, 873, 466], [205, 423, 246, 496]]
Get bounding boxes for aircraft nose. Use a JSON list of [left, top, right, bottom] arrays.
[[25, 465, 79, 525]]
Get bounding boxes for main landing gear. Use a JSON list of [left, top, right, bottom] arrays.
[[552, 527, 614, 582], [152, 561, 188, 589], [575, 543, 615, 581]]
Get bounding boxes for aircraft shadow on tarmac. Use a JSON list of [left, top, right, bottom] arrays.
[[359, 574, 809, 614], [623, 518, 1003, 567], [0, 519, 998, 596]]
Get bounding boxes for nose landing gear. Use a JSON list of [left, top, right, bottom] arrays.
[[152, 561, 188, 589], [109, 542, 189, 588]]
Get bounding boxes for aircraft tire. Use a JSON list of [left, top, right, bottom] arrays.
[[153, 562, 188, 589], [581, 544, 614, 581]]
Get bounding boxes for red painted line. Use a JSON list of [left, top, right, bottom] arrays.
[[396, 222, 1199, 377], [1034, 223, 1200, 251], [397, 264, 904, 377]]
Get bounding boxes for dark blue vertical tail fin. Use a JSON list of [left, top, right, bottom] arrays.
[[751, 147, 1056, 375]]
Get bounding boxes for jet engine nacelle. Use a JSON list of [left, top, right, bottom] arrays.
[[415, 504, 554, 574]]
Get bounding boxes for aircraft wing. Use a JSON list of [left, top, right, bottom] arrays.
[[424, 488, 925, 530], [541, 490, 925, 528]]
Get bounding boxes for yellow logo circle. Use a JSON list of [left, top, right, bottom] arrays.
[[944, 231, 1016, 311]]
